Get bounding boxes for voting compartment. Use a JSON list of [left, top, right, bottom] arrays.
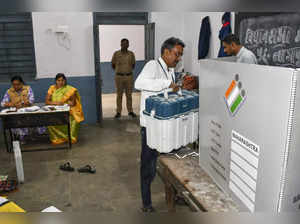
[[199, 58, 300, 212]]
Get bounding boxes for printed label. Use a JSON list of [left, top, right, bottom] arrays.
[[229, 130, 260, 212]]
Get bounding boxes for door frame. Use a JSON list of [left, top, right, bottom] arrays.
[[93, 12, 149, 123]]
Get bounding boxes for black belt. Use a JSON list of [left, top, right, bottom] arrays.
[[116, 73, 132, 76]]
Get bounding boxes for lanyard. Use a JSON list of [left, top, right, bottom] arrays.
[[157, 59, 175, 83]]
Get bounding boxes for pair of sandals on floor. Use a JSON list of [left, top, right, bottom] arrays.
[[59, 162, 96, 174]]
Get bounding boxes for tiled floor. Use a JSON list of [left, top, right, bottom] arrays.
[[102, 92, 140, 118]]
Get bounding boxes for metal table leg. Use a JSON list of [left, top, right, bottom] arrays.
[[3, 128, 9, 153], [8, 128, 13, 153], [67, 122, 72, 149]]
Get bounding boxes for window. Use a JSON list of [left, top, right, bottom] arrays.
[[0, 13, 36, 82]]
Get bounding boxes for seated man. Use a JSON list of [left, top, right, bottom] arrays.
[[1, 76, 45, 143]]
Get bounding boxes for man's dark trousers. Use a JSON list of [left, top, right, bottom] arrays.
[[140, 127, 159, 208]]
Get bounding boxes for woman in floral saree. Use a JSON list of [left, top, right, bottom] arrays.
[[45, 73, 84, 144], [1, 76, 46, 143]]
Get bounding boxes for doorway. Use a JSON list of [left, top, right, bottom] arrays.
[[93, 12, 155, 123], [98, 25, 144, 119]]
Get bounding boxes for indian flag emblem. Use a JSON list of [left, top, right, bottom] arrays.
[[224, 74, 246, 116]]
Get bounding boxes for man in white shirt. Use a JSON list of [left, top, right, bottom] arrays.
[[222, 34, 257, 64], [135, 37, 185, 212]]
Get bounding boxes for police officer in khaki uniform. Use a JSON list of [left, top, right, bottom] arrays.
[[111, 38, 137, 118]]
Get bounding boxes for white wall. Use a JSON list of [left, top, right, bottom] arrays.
[[183, 12, 235, 76], [32, 12, 234, 78], [149, 12, 235, 76], [32, 12, 95, 78], [150, 12, 185, 60], [99, 25, 145, 62]]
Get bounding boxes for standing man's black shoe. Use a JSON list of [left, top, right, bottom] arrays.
[[141, 206, 156, 212], [128, 112, 137, 118], [114, 112, 121, 118]]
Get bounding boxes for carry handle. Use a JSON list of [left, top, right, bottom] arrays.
[[164, 87, 182, 99], [163, 88, 173, 99], [178, 88, 182, 96]]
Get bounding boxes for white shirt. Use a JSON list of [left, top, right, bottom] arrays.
[[236, 46, 258, 64], [134, 57, 175, 127]]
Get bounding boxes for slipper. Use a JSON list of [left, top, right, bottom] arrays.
[[77, 165, 96, 174], [59, 162, 75, 172]]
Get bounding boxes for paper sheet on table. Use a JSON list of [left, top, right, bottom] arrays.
[[0, 196, 9, 206], [17, 106, 40, 113], [1, 107, 17, 113]]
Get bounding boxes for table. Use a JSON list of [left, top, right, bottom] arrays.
[[157, 155, 239, 212], [0, 109, 71, 152]]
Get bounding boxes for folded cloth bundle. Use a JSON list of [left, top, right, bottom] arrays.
[[0, 176, 8, 181], [0, 180, 18, 193]]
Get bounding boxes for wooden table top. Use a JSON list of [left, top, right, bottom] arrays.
[[159, 155, 239, 212]]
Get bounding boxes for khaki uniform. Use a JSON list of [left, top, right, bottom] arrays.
[[111, 50, 136, 113]]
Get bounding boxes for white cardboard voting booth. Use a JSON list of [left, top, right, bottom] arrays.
[[199, 57, 300, 212]]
